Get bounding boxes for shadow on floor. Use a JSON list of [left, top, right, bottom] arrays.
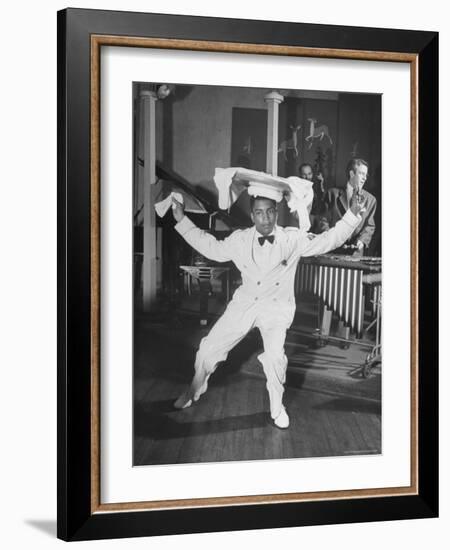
[[312, 396, 381, 415], [135, 401, 269, 440]]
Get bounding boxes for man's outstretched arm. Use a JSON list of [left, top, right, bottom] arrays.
[[299, 189, 365, 257], [172, 197, 234, 263]]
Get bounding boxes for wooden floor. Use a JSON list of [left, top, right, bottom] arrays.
[[133, 296, 381, 466]]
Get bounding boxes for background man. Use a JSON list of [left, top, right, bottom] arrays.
[[170, 185, 365, 429], [318, 158, 377, 256], [317, 158, 377, 345]]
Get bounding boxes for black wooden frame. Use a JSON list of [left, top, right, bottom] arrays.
[[57, 8, 438, 541]]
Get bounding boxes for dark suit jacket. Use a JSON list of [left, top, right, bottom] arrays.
[[318, 187, 377, 248]]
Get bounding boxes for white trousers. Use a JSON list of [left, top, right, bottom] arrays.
[[192, 299, 289, 419]]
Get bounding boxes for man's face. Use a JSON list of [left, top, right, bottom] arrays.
[[349, 164, 368, 191], [299, 165, 313, 181], [251, 198, 277, 236]]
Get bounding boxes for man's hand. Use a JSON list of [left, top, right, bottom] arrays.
[[349, 187, 366, 216], [172, 197, 185, 223], [353, 241, 364, 257]]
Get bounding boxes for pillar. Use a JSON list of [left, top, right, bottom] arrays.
[[264, 91, 284, 176], [140, 90, 158, 312]]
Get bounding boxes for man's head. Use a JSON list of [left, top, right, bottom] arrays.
[[250, 196, 277, 236], [299, 163, 313, 181], [346, 158, 368, 191]]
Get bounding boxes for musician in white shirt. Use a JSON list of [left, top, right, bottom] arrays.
[[171, 188, 364, 429]]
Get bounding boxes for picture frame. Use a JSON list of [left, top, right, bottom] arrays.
[[57, 7, 438, 541]]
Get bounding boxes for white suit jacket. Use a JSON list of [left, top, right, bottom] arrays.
[[175, 210, 360, 327]]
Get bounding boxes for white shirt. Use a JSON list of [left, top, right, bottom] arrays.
[[175, 210, 361, 316], [252, 229, 282, 274]]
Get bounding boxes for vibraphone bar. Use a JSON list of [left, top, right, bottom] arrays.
[[296, 254, 382, 338]]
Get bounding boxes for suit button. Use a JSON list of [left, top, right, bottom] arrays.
[[276, 282, 279, 286], [257, 281, 261, 285], [255, 297, 258, 301]]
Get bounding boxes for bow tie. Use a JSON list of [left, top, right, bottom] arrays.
[[258, 235, 275, 246]]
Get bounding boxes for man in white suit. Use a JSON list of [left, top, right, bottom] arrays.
[[171, 187, 364, 428]]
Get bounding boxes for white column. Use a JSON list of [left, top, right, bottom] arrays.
[[140, 90, 158, 312], [264, 91, 284, 176]]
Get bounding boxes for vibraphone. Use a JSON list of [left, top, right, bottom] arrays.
[[297, 254, 381, 337], [296, 254, 382, 376]]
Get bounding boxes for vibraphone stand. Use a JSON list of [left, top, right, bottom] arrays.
[[357, 272, 382, 378], [297, 255, 382, 378]]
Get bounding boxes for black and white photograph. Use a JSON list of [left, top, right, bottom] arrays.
[[1, 0, 444, 547], [132, 82, 382, 466]]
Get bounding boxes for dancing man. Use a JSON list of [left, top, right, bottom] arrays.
[[171, 181, 365, 428]]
